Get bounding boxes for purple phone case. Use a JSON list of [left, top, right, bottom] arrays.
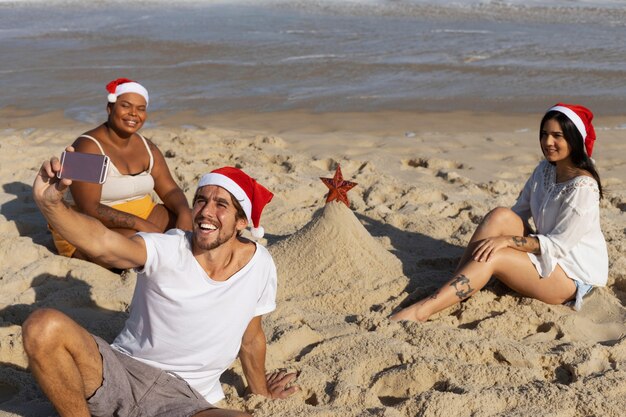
[[57, 152, 110, 184]]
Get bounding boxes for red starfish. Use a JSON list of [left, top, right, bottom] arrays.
[[320, 165, 357, 207]]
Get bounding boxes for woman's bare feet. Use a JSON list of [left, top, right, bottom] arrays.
[[389, 302, 429, 322]]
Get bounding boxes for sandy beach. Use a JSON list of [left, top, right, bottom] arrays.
[[0, 108, 624, 416]]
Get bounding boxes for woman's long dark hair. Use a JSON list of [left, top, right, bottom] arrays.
[[540, 110, 603, 198]]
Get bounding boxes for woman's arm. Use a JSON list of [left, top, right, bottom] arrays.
[[472, 235, 540, 262], [532, 183, 598, 262], [146, 140, 192, 230], [474, 180, 599, 263], [510, 236, 541, 253]]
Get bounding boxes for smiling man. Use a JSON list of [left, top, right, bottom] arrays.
[[25, 163, 297, 417]]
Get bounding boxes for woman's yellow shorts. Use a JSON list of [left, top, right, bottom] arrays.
[[50, 195, 157, 258]]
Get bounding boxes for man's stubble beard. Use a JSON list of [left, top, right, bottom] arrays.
[[193, 227, 238, 251]]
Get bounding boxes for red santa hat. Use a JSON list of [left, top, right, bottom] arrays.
[[548, 103, 596, 157], [197, 167, 274, 239], [106, 78, 149, 107]]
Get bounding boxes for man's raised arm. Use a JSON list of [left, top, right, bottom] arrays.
[[33, 153, 147, 269]]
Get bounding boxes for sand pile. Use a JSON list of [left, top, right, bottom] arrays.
[[270, 200, 408, 315]]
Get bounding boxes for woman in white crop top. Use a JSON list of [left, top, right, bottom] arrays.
[[51, 78, 192, 265], [391, 103, 608, 322]]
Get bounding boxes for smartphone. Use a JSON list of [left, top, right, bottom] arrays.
[[57, 151, 110, 184]]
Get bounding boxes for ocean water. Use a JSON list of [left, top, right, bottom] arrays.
[[1, 0, 626, 122]]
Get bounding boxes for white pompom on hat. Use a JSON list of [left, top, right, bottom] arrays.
[[106, 78, 149, 107], [197, 167, 274, 239], [547, 103, 596, 157]]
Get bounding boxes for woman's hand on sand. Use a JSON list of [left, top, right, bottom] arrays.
[[266, 370, 299, 399], [472, 236, 510, 262]]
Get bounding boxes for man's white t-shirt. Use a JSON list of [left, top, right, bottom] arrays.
[[111, 229, 277, 403]]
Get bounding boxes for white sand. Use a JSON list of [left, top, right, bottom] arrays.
[[0, 109, 624, 416]]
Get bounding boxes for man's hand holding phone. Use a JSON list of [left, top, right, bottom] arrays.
[[34, 147, 110, 209], [33, 149, 74, 210]]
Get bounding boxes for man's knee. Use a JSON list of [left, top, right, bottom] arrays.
[[22, 308, 68, 357]]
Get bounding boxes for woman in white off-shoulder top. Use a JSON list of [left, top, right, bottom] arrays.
[[391, 103, 608, 322]]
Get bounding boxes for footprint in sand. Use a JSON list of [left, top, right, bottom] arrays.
[[370, 362, 439, 406], [267, 325, 323, 362], [310, 157, 339, 172], [402, 157, 463, 170]]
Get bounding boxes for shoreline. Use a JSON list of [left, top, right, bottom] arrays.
[[4, 105, 626, 133]]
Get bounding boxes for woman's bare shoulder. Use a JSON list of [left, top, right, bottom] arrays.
[[72, 125, 106, 153]]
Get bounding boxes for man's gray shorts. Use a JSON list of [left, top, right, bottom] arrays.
[[87, 335, 215, 417]]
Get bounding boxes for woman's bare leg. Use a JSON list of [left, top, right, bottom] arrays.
[[22, 308, 103, 417], [454, 207, 526, 273], [391, 247, 576, 322], [147, 203, 176, 231], [391, 207, 528, 322]]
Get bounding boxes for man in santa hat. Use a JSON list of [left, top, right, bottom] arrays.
[[24, 158, 297, 417]]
